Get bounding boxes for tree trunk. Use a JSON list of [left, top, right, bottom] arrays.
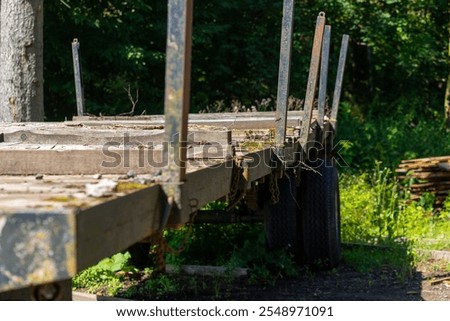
[[0, 0, 44, 122], [445, 39, 450, 130]]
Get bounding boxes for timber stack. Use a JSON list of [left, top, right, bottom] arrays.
[[396, 156, 450, 208]]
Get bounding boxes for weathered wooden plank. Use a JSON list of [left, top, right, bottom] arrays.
[[179, 159, 234, 218], [0, 211, 77, 293], [0, 147, 164, 175], [71, 110, 317, 130], [242, 148, 274, 183], [0, 143, 233, 175], [76, 184, 162, 271], [0, 125, 231, 146]]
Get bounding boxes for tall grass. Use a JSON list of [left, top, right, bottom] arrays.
[[340, 165, 450, 248]]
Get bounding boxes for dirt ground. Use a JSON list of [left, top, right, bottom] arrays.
[[110, 258, 450, 301]]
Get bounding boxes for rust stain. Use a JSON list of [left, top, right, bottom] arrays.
[[65, 214, 77, 277]]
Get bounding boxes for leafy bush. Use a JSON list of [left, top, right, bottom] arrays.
[[337, 102, 450, 170]]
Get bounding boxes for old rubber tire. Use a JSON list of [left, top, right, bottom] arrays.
[[299, 160, 341, 269], [127, 242, 151, 268], [259, 169, 299, 255]]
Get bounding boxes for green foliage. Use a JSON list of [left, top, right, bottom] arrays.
[[72, 252, 136, 296], [165, 223, 297, 281], [337, 102, 450, 169], [44, 1, 166, 119], [44, 1, 448, 122], [340, 168, 449, 246], [120, 274, 180, 300]]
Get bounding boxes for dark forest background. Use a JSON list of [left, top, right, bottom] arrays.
[[44, 0, 449, 169]]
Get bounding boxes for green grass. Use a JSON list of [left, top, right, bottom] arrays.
[[340, 166, 450, 248]]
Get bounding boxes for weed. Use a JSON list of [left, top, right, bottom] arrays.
[[340, 167, 448, 247], [72, 252, 136, 296]]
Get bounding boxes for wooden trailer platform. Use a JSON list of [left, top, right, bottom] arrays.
[[0, 2, 349, 300], [0, 113, 305, 295]]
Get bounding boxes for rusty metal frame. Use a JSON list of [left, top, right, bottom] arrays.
[[275, 0, 295, 152], [318, 25, 331, 130], [330, 34, 349, 130], [162, 0, 194, 209], [299, 12, 326, 149], [71, 39, 85, 117]]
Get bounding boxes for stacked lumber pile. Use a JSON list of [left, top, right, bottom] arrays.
[[396, 156, 450, 208]]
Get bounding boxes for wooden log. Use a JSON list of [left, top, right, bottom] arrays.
[[400, 156, 450, 164], [165, 264, 248, 277]]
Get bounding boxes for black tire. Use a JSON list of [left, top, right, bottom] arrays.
[[259, 169, 299, 256], [127, 242, 151, 268], [299, 160, 341, 269]]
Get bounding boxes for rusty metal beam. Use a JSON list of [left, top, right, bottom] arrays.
[[299, 12, 326, 148], [330, 34, 349, 129], [275, 0, 295, 149], [163, 0, 194, 208], [71, 39, 85, 117], [318, 25, 331, 130]]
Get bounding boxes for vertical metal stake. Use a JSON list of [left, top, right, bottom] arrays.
[[162, 0, 194, 208], [318, 25, 331, 130], [299, 12, 326, 149], [71, 39, 85, 117], [275, 0, 295, 150], [330, 34, 349, 130]]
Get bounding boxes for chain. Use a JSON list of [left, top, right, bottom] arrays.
[[228, 158, 242, 204], [269, 171, 280, 204], [154, 199, 199, 272], [294, 166, 301, 186]]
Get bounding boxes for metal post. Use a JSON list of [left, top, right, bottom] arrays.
[[162, 0, 193, 208], [275, 0, 295, 151], [72, 39, 85, 117], [299, 12, 326, 149], [330, 34, 349, 129], [318, 25, 331, 130]]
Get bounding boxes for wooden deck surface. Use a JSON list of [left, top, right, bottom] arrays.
[[0, 112, 294, 292]]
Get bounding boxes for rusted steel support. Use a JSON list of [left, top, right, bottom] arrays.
[[330, 34, 349, 129], [299, 12, 326, 149], [72, 39, 85, 116], [318, 25, 331, 130], [162, 0, 194, 208], [275, 0, 295, 151]]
